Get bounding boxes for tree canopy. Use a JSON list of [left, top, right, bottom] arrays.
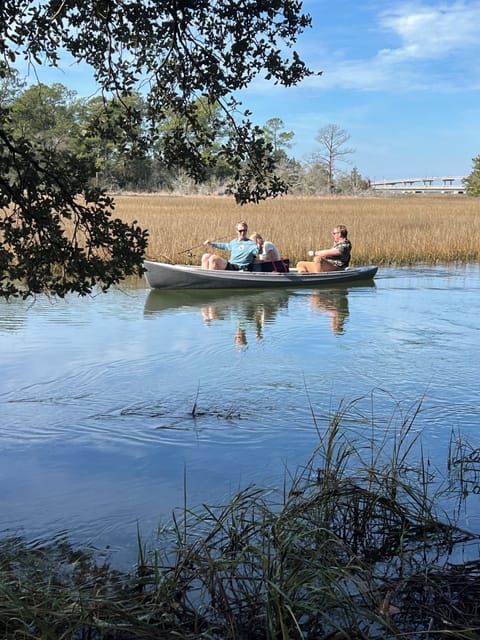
[[0, 0, 313, 299], [463, 156, 480, 196]]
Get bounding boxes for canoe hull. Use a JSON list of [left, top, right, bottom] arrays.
[[143, 261, 378, 290]]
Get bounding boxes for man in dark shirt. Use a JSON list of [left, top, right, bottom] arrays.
[[296, 225, 352, 273]]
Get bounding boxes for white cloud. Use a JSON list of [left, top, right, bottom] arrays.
[[304, 1, 480, 91], [379, 1, 480, 61]]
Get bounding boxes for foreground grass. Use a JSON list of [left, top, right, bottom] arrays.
[[112, 194, 480, 266], [2, 399, 480, 639]]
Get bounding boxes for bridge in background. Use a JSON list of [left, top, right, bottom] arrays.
[[371, 176, 466, 194]]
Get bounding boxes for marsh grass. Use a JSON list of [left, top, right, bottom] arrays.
[[2, 399, 480, 639], [112, 194, 480, 266]]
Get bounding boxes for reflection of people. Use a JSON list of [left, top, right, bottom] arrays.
[[297, 225, 352, 273], [201, 306, 224, 325], [310, 289, 350, 335], [201, 222, 258, 270], [249, 232, 280, 262], [234, 326, 248, 349], [200, 291, 289, 347]]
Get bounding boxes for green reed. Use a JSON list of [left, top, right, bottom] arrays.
[[2, 396, 480, 639]]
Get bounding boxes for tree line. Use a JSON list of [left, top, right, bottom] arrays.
[[5, 73, 479, 197], [2, 74, 370, 197]]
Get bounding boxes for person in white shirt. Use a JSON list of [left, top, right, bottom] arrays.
[[249, 232, 280, 262]]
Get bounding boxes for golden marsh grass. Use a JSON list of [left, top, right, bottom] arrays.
[[112, 194, 480, 266]]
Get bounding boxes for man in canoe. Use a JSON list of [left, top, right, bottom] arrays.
[[296, 225, 352, 273], [202, 221, 258, 270]]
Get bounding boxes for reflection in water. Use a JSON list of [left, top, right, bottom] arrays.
[[145, 288, 291, 348], [309, 288, 350, 335], [0, 301, 28, 333], [144, 288, 288, 315], [234, 326, 247, 349], [202, 292, 289, 348], [144, 283, 364, 345], [4, 267, 480, 568]]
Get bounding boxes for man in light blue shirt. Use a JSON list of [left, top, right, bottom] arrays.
[[202, 222, 258, 270]]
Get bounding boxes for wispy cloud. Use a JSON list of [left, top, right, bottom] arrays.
[[306, 1, 480, 91], [379, 1, 480, 61]]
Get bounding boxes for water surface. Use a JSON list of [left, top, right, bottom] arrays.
[[1, 265, 479, 565]]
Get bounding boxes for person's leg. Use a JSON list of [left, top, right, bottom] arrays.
[[296, 260, 318, 273], [314, 257, 339, 272], [209, 255, 228, 270], [201, 253, 212, 269]]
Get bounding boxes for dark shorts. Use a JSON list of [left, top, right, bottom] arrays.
[[225, 262, 240, 271]]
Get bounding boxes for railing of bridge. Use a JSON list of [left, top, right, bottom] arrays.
[[371, 176, 466, 193]]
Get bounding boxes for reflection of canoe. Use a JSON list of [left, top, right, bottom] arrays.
[[144, 287, 290, 314], [143, 261, 378, 290], [144, 282, 376, 338]]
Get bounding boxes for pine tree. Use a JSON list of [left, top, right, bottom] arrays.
[[463, 156, 480, 196]]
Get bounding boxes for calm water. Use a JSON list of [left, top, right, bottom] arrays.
[[1, 265, 479, 566]]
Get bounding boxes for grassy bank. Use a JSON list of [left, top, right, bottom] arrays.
[[2, 400, 480, 639], [112, 194, 480, 266]]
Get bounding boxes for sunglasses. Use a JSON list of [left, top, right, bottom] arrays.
[[237, 228, 247, 233]]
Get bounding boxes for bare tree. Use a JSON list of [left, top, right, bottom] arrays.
[[315, 124, 354, 192]]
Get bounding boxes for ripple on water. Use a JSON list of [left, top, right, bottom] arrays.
[[2, 267, 480, 565]]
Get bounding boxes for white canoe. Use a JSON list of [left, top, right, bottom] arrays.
[[143, 261, 378, 290]]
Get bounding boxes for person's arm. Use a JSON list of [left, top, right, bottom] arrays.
[[261, 241, 277, 261], [308, 247, 340, 258], [262, 248, 276, 261], [205, 240, 230, 250]]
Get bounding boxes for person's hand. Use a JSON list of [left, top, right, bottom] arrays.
[[204, 239, 211, 245], [308, 250, 315, 257]]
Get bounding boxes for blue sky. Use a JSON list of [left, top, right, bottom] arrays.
[[239, 0, 480, 181], [29, 0, 480, 181]]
